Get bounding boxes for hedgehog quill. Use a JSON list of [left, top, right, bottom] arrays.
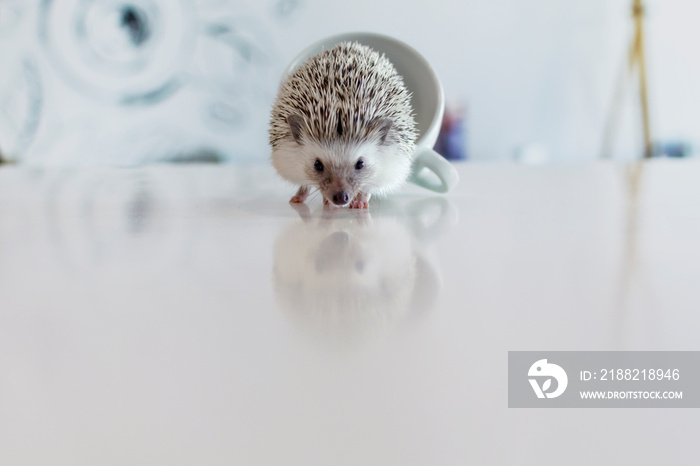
[[269, 42, 417, 209]]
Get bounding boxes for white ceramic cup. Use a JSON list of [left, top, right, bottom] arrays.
[[284, 32, 459, 194]]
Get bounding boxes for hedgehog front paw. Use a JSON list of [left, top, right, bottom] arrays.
[[289, 185, 309, 204], [349, 200, 369, 209], [349, 192, 371, 209]]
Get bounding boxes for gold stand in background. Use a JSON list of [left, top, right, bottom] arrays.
[[602, 0, 653, 159], [609, 1, 653, 344]]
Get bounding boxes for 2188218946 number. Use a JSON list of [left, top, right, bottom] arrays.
[[600, 369, 680, 381]]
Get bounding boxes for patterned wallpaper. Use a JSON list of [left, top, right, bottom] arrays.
[[1, 0, 303, 165]]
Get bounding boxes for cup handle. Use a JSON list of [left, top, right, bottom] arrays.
[[408, 147, 459, 194]]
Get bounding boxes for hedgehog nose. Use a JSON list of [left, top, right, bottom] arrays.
[[332, 191, 349, 206]]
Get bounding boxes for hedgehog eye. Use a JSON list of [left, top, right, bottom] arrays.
[[314, 159, 324, 172], [354, 159, 364, 170]]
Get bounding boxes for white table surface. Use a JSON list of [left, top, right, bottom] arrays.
[[1, 160, 699, 465]]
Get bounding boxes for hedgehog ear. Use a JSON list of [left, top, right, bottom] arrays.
[[287, 114, 306, 145], [373, 118, 393, 145]]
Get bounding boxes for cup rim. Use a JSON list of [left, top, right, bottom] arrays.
[[284, 32, 444, 148]]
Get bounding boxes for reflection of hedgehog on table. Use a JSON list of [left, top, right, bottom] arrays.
[[272, 211, 437, 344]]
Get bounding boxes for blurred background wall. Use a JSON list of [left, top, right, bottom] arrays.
[[0, 0, 697, 165]]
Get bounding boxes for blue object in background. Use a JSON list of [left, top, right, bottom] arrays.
[[434, 104, 468, 161], [655, 141, 692, 159]]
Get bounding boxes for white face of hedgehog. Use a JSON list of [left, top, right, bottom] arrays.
[[271, 113, 412, 207]]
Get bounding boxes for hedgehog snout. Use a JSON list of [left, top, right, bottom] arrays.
[[318, 173, 355, 206], [332, 191, 350, 206]]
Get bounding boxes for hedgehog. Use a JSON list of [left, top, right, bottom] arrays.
[[269, 41, 417, 209]]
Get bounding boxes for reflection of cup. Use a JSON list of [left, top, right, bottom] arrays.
[[284, 32, 459, 194]]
